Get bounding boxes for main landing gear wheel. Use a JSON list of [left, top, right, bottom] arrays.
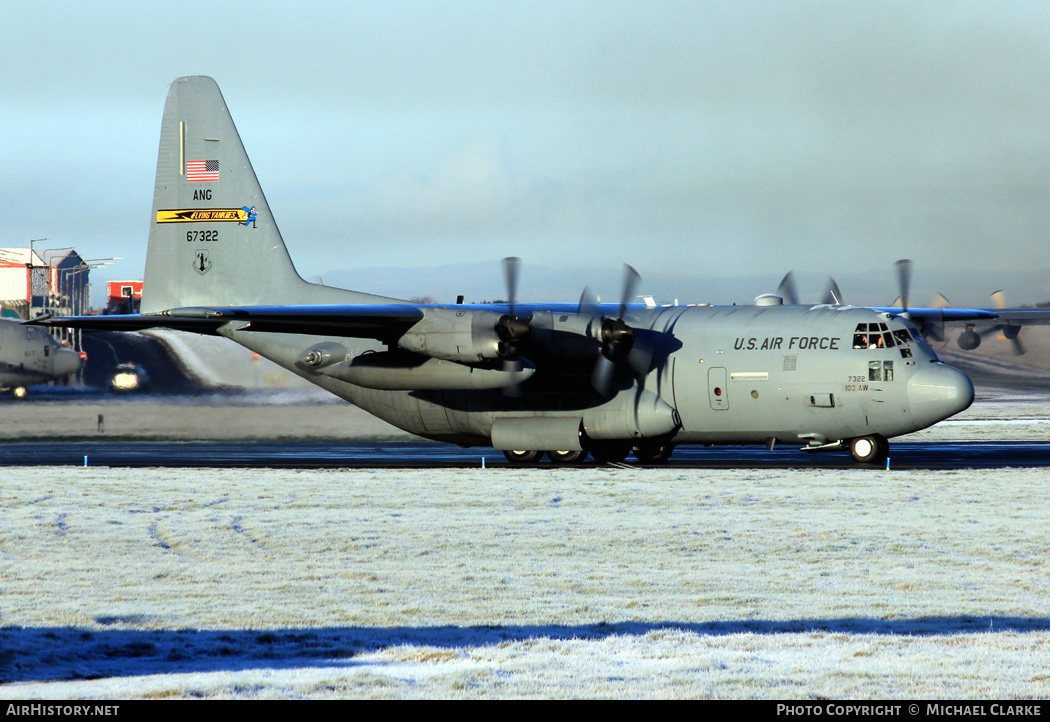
[[588, 441, 631, 464], [503, 449, 544, 464], [849, 435, 888, 464], [632, 444, 675, 464], [547, 450, 587, 464]]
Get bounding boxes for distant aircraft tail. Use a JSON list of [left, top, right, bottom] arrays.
[[142, 76, 391, 313]]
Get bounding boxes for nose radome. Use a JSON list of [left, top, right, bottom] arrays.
[[55, 347, 83, 377], [907, 363, 974, 428]]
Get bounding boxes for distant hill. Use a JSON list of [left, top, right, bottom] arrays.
[[316, 262, 1050, 310]]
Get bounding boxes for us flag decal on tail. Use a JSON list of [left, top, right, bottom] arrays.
[[186, 159, 219, 182]]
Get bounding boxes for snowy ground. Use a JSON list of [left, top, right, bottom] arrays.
[[3, 346, 1049, 699], [2, 461, 1049, 699]]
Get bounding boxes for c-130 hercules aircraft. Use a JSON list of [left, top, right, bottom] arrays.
[[34, 76, 993, 464], [1, 318, 83, 398]]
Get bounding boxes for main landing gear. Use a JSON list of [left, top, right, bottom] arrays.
[[502, 449, 545, 464], [502, 442, 675, 465], [546, 450, 588, 464]]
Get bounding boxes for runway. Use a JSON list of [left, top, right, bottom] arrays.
[[2, 439, 1049, 468]]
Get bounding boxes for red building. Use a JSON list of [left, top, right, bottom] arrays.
[[106, 280, 143, 314]]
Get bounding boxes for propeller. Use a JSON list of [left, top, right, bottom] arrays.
[[889, 259, 950, 343], [590, 264, 651, 396], [496, 257, 531, 348], [496, 257, 533, 394]]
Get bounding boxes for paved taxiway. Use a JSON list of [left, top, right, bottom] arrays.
[[4, 351, 1050, 469], [2, 439, 1049, 469]]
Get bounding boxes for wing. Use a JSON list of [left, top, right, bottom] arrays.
[[26, 304, 426, 341], [871, 307, 999, 323], [27, 301, 636, 338], [983, 307, 1050, 326], [29, 298, 654, 394]]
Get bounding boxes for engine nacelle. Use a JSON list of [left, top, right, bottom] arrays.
[[527, 311, 603, 360], [329, 351, 535, 390], [397, 307, 506, 362], [957, 329, 981, 351]]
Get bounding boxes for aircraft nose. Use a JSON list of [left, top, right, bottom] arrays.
[[907, 363, 974, 429], [55, 347, 83, 377]]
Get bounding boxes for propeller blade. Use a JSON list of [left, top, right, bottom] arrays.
[[931, 292, 951, 309], [591, 353, 616, 397], [925, 312, 946, 343], [619, 264, 641, 320], [894, 259, 912, 312], [627, 339, 654, 378], [976, 320, 1025, 355], [822, 277, 843, 305], [502, 356, 523, 397], [577, 285, 598, 317], [990, 289, 1007, 309], [502, 256, 520, 318], [778, 271, 800, 305]]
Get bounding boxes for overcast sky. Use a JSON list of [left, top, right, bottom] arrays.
[[4, 1, 1050, 305]]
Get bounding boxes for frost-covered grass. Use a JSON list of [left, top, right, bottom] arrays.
[[910, 400, 1050, 441], [2, 465, 1049, 698]]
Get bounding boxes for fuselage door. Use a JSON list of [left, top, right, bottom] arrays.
[[709, 367, 728, 410]]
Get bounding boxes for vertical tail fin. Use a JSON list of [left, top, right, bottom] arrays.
[[142, 76, 385, 313]]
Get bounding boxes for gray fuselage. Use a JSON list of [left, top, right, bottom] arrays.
[[215, 302, 972, 450]]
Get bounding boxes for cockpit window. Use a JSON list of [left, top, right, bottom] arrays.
[[853, 324, 870, 349], [853, 323, 894, 349], [856, 323, 917, 354]]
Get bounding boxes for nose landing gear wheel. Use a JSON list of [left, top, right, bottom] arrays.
[[849, 435, 888, 464]]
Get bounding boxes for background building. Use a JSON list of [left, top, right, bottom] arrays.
[[106, 280, 143, 314], [0, 249, 46, 320]]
